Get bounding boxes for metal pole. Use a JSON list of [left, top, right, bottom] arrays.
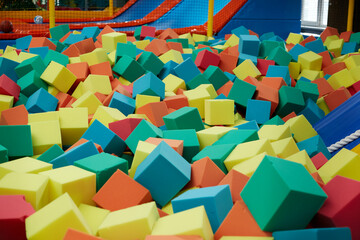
[[207, 0, 214, 37], [109, 0, 114, 17], [347, 0, 354, 31], [49, 0, 55, 29]]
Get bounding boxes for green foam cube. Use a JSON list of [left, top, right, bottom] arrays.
[[203, 66, 229, 91], [44, 50, 69, 66], [276, 86, 305, 117], [163, 107, 205, 132], [37, 144, 64, 163], [15, 55, 46, 79], [228, 79, 256, 108], [113, 55, 146, 82], [17, 70, 48, 97], [267, 46, 292, 66], [0, 125, 33, 158]]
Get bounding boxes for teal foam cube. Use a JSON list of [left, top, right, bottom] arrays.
[[203, 66, 229, 90], [298, 99, 325, 125], [0, 125, 33, 158], [186, 74, 210, 90], [81, 26, 100, 41], [49, 24, 70, 41], [238, 34, 260, 56], [240, 156, 327, 231], [276, 86, 305, 117], [132, 72, 165, 100], [15, 55, 46, 79], [273, 228, 351, 240], [115, 42, 137, 62], [137, 51, 165, 76], [297, 134, 331, 159], [295, 81, 319, 103], [228, 79, 256, 108], [268, 46, 292, 66], [163, 107, 205, 132], [17, 70, 48, 97], [113, 55, 146, 82], [213, 129, 259, 146], [246, 99, 271, 124], [37, 144, 64, 163], [0, 144, 8, 163], [16, 35, 32, 50], [44, 49, 69, 66]]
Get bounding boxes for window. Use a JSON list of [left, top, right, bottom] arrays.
[[301, 0, 329, 28]]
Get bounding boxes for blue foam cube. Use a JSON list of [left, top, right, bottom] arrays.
[[63, 33, 86, 45], [224, 72, 236, 82], [238, 53, 258, 65], [25, 88, 58, 113], [0, 57, 19, 82], [260, 32, 275, 41], [297, 134, 331, 159], [81, 26, 100, 41], [305, 38, 326, 54], [158, 60, 178, 80], [16, 35, 32, 50], [29, 47, 49, 60], [134, 141, 191, 207], [289, 44, 309, 61], [235, 120, 259, 130], [132, 72, 165, 100], [231, 26, 249, 37], [238, 34, 260, 56], [173, 58, 201, 83], [172, 185, 233, 232], [341, 42, 359, 55], [246, 99, 271, 124], [109, 91, 135, 116], [298, 99, 325, 125], [266, 65, 291, 86], [81, 120, 126, 156], [273, 228, 351, 240]]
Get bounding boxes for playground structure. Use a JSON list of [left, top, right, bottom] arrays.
[[0, 0, 302, 40]]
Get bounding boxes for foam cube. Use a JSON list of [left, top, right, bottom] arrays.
[[205, 99, 234, 126], [163, 129, 200, 162], [93, 169, 152, 211], [74, 152, 128, 190], [108, 118, 142, 142], [129, 141, 157, 178], [267, 46, 292, 66], [159, 49, 183, 64], [0, 94, 14, 116], [17, 70, 48, 98], [101, 32, 127, 52], [81, 119, 126, 156], [202, 66, 229, 91], [327, 39, 344, 57], [298, 51, 323, 71], [72, 92, 103, 115], [213, 129, 259, 145], [197, 126, 234, 149], [90, 106, 126, 127], [29, 120, 62, 155], [58, 107, 88, 146], [113, 55, 145, 82], [134, 141, 191, 207], [266, 65, 291, 86], [228, 79, 256, 108], [138, 51, 165, 75], [0, 195, 35, 240], [63, 228, 102, 240], [163, 74, 186, 93], [233, 59, 261, 80], [25, 88, 58, 114], [224, 140, 275, 171], [318, 148, 360, 183], [245, 100, 271, 124], [241, 156, 327, 231], [0, 157, 52, 179], [271, 137, 300, 158], [115, 42, 137, 62], [313, 176, 360, 239], [98, 201, 159, 240], [83, 74, 112, 95], [259, 40, 284, 59], [238, 35, 260, 56], [125, 119, 163, 153], [0, 104, 28, 125], [37, 144, 64, 163], [44, 49, 69, 66], [0, 172, 49, 210], [286, 33, 304, 44], [0, 125, 33, 158], [276, 86, 305, 117], [214, 200, 271, 240], [107, 92, 135, 116], [258, 125, 291, 142], [163, 106, 204, 131], [284, 150, 317, 173], [295, 81, 319, 103], [25, 193, 91, 240], [173, 57, 201, 83], [327, 69, 356, 89], [132, 72, 165, 100], [40, 61, 76, 93], [284, 115, 318, 142], [195, 49, 220, 70], [78, 204, 109, 236], [297, 134, 331, 159], [151, 206, 213, 240], [324, 86, 352, 111], [273, 228, 351, 240]]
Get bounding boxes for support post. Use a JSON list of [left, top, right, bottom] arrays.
[[347, 0, 354, 31], [49, 0, 55, 29], [207, 0, 214, 37]]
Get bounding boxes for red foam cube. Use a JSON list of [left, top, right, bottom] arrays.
[[108, 118, 142, 141], [218, 169, 249, 203], [312, 77, 334, 98], [324, 87, 352, 111], [0, 74, 21, 102], [0, 104, 28, 125], [311, 152, 329, 170], [257, 59, 275, 76], [195, 49, 220, 70]]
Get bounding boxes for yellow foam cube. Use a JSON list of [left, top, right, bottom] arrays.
[[196, 84, 218, 99], [41, 61, 76, 93], [225, 34, 240, 47], [0, 49, 3, 55], [183, 88, 211, 119], [72, 91, 103, 115], [183, 48, 193, 54], [28, 111, 59, 123], [271, 137, 300, 158], [25, 193, 91, 240], [317, 97, 330, 115], [224, 139, 276, 171], [117, 76, 132, 86], [233, 59, 261, 80], [286, 33, 304, 45], [151, 206, 213, 240], [289, 62, 301, 80], [204, 99, 235, 126], [83, 74, 112, 95], [332, 54, 348, 64], [18, 51, 38, 62], [258, 125, 291, 142], [163, 74, 186, 93], [220, 237, 274, 240], [136, 94, 160, 112], [179, 33, 195, 46], [48, 85, 60, 96], [192, 33, 208, 42], [318, 148, 360, 184], [349, 66, 360, 82], [98, 201, 159, 240], [352, 143, 360, 155], [298, 51, 323, 71], [29, 120, 62, 155], [134, 40, 151, 50], [127, 114, 150, 121], [69, 56, 81, 64], [71, 81, 86, 99], [59, 107, 88, 146], [286, 150, 317, 173], [327, 69, 356, 89], [197, 126, 235, 150], [2, 48, 19, 62], [79, 203, 110, 236], [129, 141, 156, 178], [40, 165, 96, 206], [343, 54, 360, 69], [80, 48, 111, 66], [232, 153, 267, 177], [297, 69, 322, 80], [4, 45, 16, 55], [102, 32, 127, 52], [73, 30, 81, 34], [324, 35, 340, 47], [327, 39, 344, 57], [0, 94, 14, 118], [90, 106, 126, 127], [0, 172, 49, 210], [108, 50, 116, 66], [285, 115, 318, 142], [0, 157, 52, 179], [159, 49, 183, 64], [213, 44, 228, 51], [165, 91, 176, 97]]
